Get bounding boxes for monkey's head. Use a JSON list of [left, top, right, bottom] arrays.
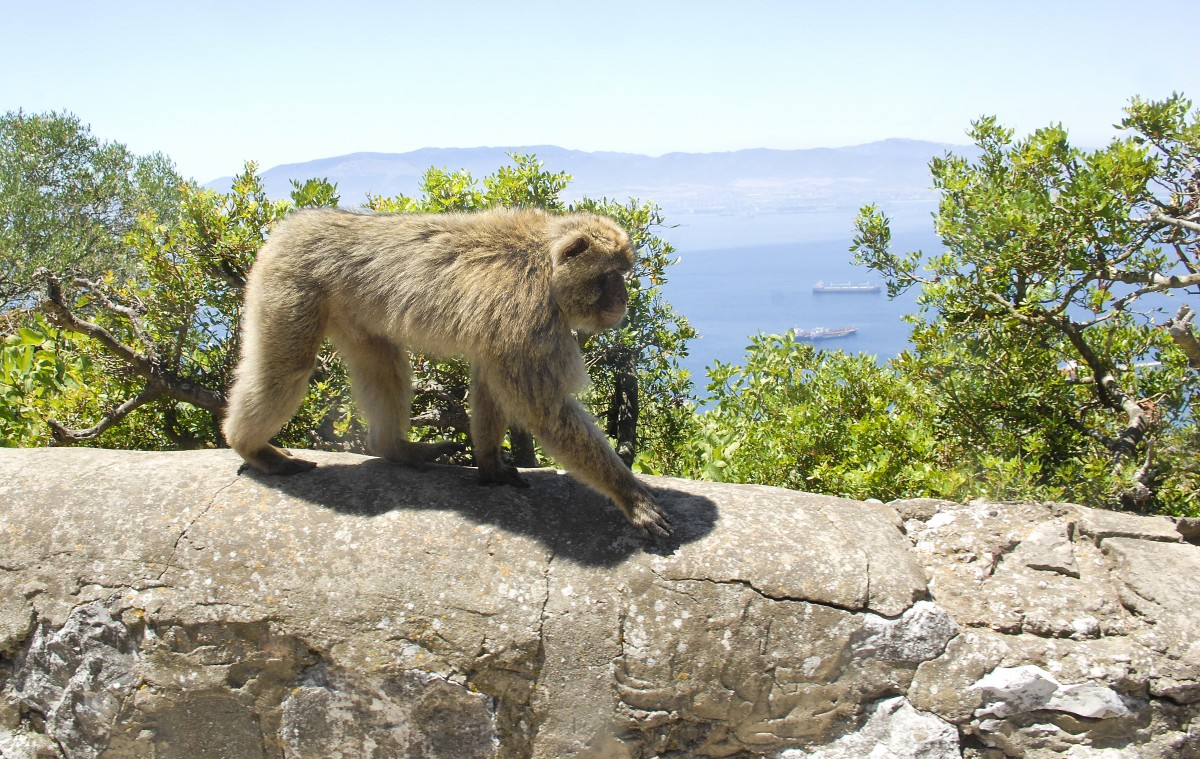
[[547, 215, 635, 334]]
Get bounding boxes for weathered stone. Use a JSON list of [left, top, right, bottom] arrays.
[[1045, 682, 1129, 719], [909, 630, 1010, 723], [902, 499, 1200, 757], [279, 665, 496, 759], [648, 480, 927, 616], [1076, 508, 1183, 544], [852, 601, 959, 663], [0, 729, 61, 759], [904, 500, 1123, 638], [1011, 521, 1079, 578], [969, 664, 1133, 749], [12, 603, 138, 759], [0, 597, 33, 654], [2, 448, 1200, 758], [1101, 537, 1200, 703], [148, 692, 267, 759], [0, 448, 928, 758], [971, 665, 1063, 718], [779, 696, 960, 758]]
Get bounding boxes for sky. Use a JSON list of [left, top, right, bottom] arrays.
[[3, 1, 1198, 183]]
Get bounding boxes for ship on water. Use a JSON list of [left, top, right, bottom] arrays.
[[794, 326, 859, 340], [812, 280, 881, 294]]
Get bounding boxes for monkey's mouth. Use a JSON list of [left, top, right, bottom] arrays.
[[597, 306, 627, 328]]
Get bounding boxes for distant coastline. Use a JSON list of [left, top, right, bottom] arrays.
[[205, 140, 968, 222]]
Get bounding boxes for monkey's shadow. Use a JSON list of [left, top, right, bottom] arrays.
[[241, 457, 719, 567]]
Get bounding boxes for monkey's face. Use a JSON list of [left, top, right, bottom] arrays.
[[549, 217, 636, 334], [555, 259, 631, 334], [592, 268, 631, 328]]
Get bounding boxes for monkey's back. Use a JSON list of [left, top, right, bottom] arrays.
[[246, 208, 568, 362]]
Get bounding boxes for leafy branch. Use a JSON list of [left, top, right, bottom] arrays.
[[37, 268, 226, 443]]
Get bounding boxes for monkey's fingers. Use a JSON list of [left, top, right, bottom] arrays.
[[628, 499, 673, 541], [641, 511, 673, 541]]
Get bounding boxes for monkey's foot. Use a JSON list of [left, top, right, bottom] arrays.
[[622, 490, 673, 541], [477, 464, 531, 488], [376, 440, 465, 469], [240, 445, 317, 476]]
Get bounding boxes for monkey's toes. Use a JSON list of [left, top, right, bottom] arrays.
[[477, 466, 530, 488], [415, 441, 465, 462], [243, 446, 317, 476]]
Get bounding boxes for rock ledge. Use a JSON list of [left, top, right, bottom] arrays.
[[1, 449, 1198, 758]]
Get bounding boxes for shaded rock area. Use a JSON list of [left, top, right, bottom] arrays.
[[0, 449, 1197, 758]]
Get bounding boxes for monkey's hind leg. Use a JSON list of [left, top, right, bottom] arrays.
[[333, 332, 462, 468], [470, 370, 529, 488], [223, 302, 324, 475]]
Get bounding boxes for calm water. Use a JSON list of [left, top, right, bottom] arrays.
[[657, 212, 938, 385]]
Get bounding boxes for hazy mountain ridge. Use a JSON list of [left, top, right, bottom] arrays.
[[206, 139, 973, 217]]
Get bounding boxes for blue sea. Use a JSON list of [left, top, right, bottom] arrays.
[[656, 211, 938, 386]]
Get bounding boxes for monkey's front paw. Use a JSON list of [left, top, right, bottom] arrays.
[[625, 492, 672, 541], [477, 465, 530, 488]]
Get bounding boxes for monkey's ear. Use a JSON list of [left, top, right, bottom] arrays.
[[553, 234, 590, 265]]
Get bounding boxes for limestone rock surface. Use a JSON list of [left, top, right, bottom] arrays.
[[0, 449, 1197, 758]]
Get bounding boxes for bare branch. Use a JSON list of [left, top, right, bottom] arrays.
[[71, 276, 157, 363], [979, 289, 1043, 326], [412, 376, 464, 406], [1137, 210, 1200, 234], [1164, 305, 1200, 369], [1100, 267, 1200, 291], [411, 406, 470, 432], [37, 268, 154, 376], [1119, 439, 1158, 512], [47, 384, 165, 444], [1058, 321, 1151, 458], [165, 375, 226, 413]]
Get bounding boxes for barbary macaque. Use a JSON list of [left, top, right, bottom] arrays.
[[222, 207, 671, 539]]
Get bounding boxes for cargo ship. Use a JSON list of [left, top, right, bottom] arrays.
[[812, 280, 881, 294], [794, 327, 859, 340]]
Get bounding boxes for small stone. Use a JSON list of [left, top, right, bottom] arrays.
[[853, 601, 959, 663], [971, 665, 1060, 718], [1012, 521, 1079, 578], [1077, 508, 1182, 544], [780, 697, 960, 759], [1045, 683, 1129, 719]]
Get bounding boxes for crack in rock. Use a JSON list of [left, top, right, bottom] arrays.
[[156, 477, 238, 581]]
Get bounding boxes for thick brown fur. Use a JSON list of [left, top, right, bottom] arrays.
[[222, 207, 671, 539]]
